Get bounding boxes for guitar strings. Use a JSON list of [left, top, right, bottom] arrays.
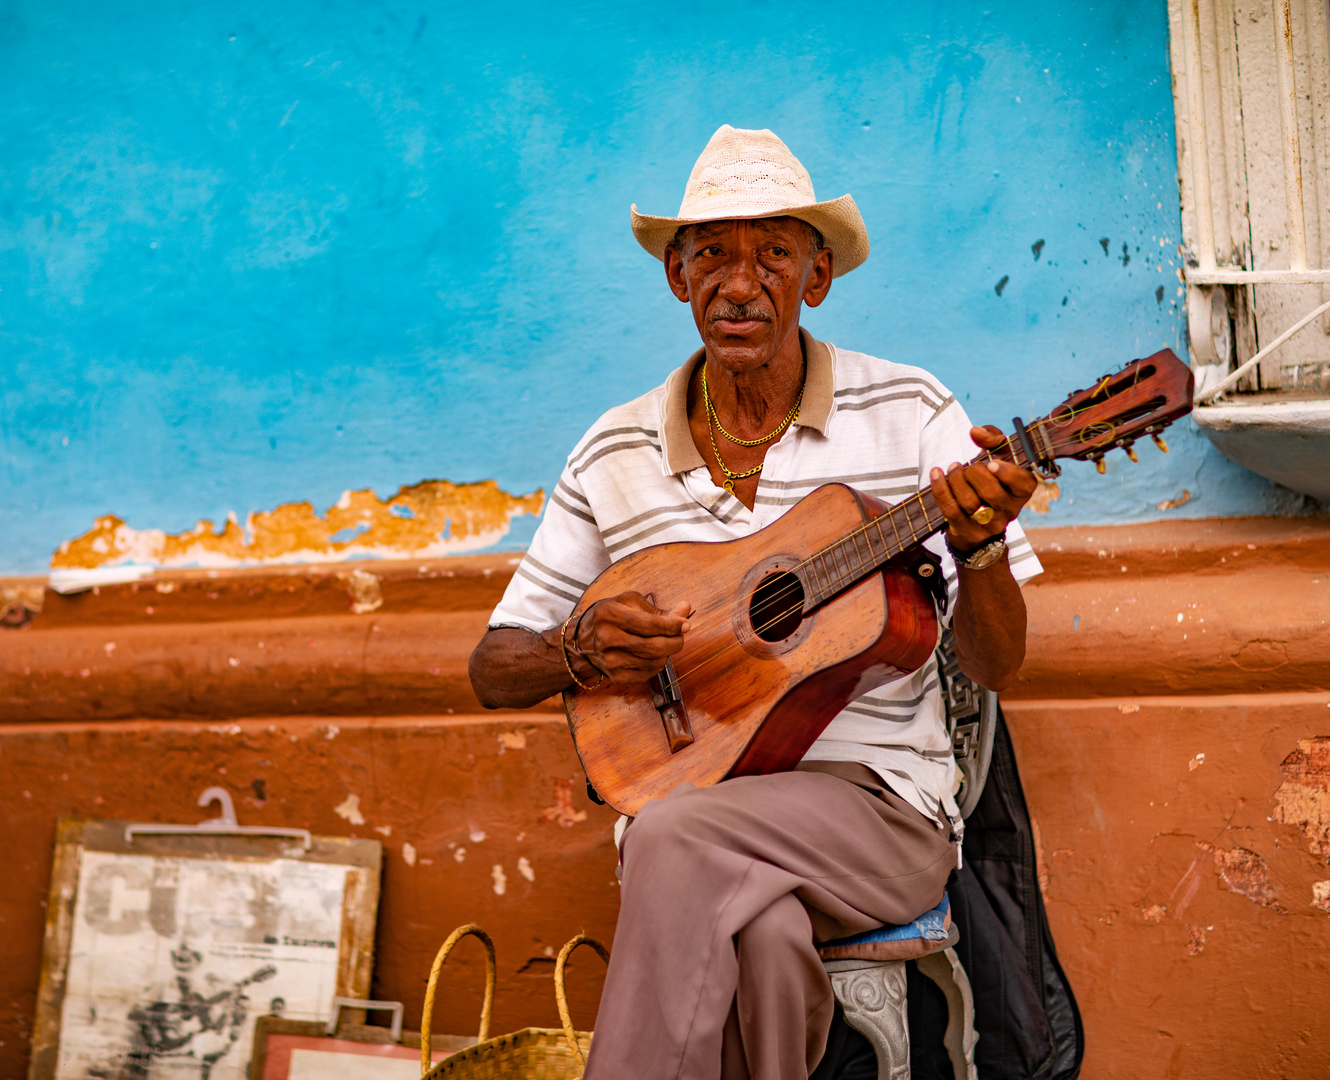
[[666, 433, 1023, 666], [663, 454, 982, 689], [704, 381, 1139, 643], [666, 392, 1121, 688], [594, 390, 1138, 694]]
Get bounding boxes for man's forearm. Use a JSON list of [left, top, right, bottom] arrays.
[[469, 626, 577, 709], [950, 559, 1027, 691]]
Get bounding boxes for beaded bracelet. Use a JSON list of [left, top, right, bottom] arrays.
[[560, 614, 604, 691]]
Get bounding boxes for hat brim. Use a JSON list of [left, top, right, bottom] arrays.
[[630, 194, 868, 278]]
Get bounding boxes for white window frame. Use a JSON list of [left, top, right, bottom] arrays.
[[1167, 0, 1330, 401]]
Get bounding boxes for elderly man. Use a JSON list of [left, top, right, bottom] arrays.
[[469, 125, 1041, 1079]]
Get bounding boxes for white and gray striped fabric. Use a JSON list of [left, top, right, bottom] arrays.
[[490, 331, 1042, 829]]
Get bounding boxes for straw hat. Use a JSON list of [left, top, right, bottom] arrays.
[[630, 125, 868, 278]]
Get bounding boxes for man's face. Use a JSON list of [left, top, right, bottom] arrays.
[[664, 217, 833, 373]]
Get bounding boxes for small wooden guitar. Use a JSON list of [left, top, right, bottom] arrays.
[[563, 349, 1194, 814]]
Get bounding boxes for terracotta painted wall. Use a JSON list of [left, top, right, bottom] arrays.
[[2, 516, 1328, 1078]]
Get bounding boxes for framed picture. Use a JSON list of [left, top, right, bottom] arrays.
[[29, 812, 381, 1080], [248, 1012, 474, 1080]]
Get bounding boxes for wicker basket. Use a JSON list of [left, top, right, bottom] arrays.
[[420, 927, 608, 1080]]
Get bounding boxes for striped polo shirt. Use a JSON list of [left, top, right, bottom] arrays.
[[489, 329, 1042, 829]]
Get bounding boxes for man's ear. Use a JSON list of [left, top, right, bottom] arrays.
[[802, 247, 834, 309], [663, 246, 691, 303]]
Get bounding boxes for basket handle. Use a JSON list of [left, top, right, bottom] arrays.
[[420, 924, 496, 1077], [554, 933, 610, 1071]]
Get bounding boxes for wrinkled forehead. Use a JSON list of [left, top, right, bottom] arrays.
[[686, 216, 811, 242]]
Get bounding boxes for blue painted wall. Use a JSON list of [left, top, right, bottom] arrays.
[[0, 0, 1303, 574]]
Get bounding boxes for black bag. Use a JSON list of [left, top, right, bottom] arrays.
[[917, 706, 1083, 1079], [819, 707, 1084, 1080]]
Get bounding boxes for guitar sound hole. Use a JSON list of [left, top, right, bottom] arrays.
[[749, 571, 806, 642]]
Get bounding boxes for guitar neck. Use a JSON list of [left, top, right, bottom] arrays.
[[800, 434, 1033, 611]]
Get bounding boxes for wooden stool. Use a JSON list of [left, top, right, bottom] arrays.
[[817, 894, 978, 1080]]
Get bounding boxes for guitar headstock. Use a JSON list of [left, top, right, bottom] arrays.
[[1023, 349, 1194, 474]]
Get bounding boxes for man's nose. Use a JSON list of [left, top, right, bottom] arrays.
[[717, 253, 762, 304]]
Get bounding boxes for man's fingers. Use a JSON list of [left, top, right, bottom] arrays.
[[969, 424, 1006, 450], [929, 466, 965, 522], [601, 599, 689, 637], [595, 625, 687, 659], [967, 466, 1022, 511], [946, 463, 987, 514]]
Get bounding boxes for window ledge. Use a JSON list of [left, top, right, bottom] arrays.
[[1193, 397, 1330, 502]]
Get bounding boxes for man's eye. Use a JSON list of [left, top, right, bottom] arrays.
[[768, 247, 788, 257], [702, 245, 723, 256]]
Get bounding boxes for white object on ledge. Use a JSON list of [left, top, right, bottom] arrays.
[[47, 564, 155, 594]]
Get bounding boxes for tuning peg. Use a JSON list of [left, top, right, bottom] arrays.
[[1125, 445, 1139, 463], [1151, 434, 1169, 453], [1093, 456, 1106, 475]]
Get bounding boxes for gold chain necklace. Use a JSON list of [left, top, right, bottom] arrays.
[[701, 364, 804, 493], [702, 364, 804, 446]]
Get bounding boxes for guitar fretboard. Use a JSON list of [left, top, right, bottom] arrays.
[[799, 434, 1033, 611]]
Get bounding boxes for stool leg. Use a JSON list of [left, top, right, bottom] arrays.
[[914, 947, 978, 1080], [824, 960, 910, 1080]]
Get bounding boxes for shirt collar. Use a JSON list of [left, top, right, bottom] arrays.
[[658, 327, 837, 476]]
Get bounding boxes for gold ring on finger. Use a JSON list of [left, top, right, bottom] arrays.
[[970, 506, 996, 526]]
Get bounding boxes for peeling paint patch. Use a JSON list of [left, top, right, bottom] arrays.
[[373, 825, 392, 836], [1185, 924, 1206, 955], [1198, 842, 1286, 913], [518, 856, 535, 882], [541, 779, 588, 827], [499, 731, 527, 752], [343, 568, 383, 613], [1188, 752, 1206, 771], [1026, 477, 1061, 514], [1311, 881, 1330, 913], [1, 582, 45, 628], [1170, 847, 1213, 917], [454, 847, 466, 863], [491, 864, 507, 896], [1031, 815, 1050, 896], [51, 479, 545, 570], [334, 793, 365, 825], [1272, 737, 1330, 859], [402, 842, 417, 867], [1156, 490, 1192, 511], [1141, 904, 1167, 923]]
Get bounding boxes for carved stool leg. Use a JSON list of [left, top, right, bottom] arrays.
[[915, 947, 979, 1080], [823, 958, 910, 1080]]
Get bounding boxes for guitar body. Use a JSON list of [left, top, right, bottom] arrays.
[[563, 484, 941, 815]]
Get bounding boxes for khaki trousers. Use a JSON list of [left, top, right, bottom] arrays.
[[582, 763, 955, 1080]]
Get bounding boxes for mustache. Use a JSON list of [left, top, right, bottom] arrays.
[[708, 301, 772, 324]]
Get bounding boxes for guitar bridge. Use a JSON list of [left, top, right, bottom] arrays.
[[650, 660, 694, 753]]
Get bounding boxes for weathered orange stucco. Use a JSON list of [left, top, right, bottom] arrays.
[[51, 480, 545, 570]]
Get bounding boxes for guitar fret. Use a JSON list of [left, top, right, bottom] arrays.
[[872, 518, 891, 560], [813, 553, 835, 603], [888, 508, 904, 553], [834, 539, 853, 582], [852, 529, 872, 572], [804, 558, 823, 607], [840, 536, 861, 578], [911, 494, 929, 538]]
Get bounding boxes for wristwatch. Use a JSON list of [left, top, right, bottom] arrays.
[[947, 534, 1008, 571]]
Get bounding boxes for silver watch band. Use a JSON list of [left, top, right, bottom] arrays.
[[948, 535, 1008, 571]]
